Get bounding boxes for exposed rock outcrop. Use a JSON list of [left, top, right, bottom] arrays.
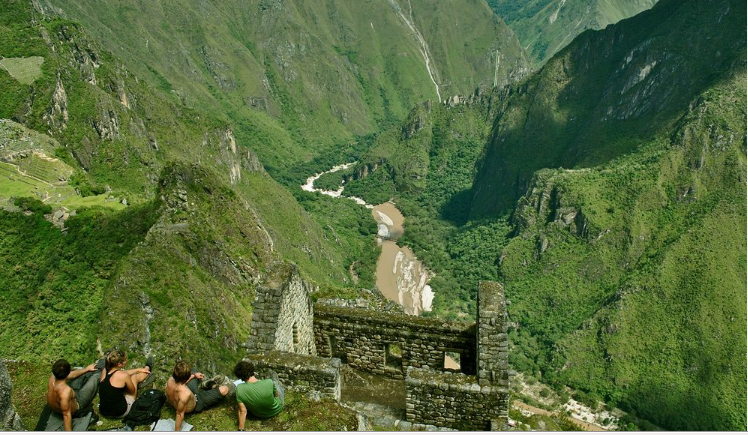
[[0, 360, 24, 431], [44, 73, 69, 131]]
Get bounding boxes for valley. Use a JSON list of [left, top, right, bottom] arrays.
[[302, 162, 434, 316], [0, 0, 745, 431]]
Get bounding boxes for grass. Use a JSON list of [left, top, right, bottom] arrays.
[[16, 153, 73, 185], [6, 360, 358, 431], [0, 162, 124, 210], [0, 56, 44, 84]]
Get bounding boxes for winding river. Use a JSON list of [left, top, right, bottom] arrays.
[[302, 164, 434, 315]]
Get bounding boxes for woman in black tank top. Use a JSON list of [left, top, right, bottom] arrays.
[[99, 369, 128, 417], [98, 350, 154, 418]]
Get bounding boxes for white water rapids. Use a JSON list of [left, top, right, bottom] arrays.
[[302, 164, 434, 315]]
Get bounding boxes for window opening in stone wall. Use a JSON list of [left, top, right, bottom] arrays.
[[329, 336, 347, 362], [444, 351, 461, 371], [385, 343, 403, 369]]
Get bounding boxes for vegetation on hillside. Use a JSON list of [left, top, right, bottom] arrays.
[[0, 0, 372, 372], [486, 0, 658, 66], [471, 0, 746, 429], [38, 0, 528, 173]]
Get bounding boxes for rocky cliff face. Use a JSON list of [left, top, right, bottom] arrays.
[[0, 360, 24, 431]]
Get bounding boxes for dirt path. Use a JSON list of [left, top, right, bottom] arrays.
[[513, 400, 606, 431]]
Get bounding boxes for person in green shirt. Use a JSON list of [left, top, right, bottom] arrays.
[[233, 361, 285, 429]]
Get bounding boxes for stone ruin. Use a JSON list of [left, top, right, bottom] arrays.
[[244, 279, 509, 431]]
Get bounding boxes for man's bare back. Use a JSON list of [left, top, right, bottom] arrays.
[[166, 376, 196, 413], [46, 375, 78, 415], [46, 362, 97, 431]]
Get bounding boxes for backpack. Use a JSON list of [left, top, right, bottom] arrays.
[[123, 388, 166, 428]]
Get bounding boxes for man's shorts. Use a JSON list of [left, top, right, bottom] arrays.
[[186, 377, 225, 413], [195, 388, 225, 412]]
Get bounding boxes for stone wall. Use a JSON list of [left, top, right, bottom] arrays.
[[405, 367, 508, 431], [246, 262, 316, 355], [314, 304, 476, 380], [476, 281, 509, 392], [0, 360, 24, 431], [242, 351, 341, 401]]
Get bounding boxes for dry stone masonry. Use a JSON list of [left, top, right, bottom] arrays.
[[244, 280, 509, 430], [405, 368, 507, 430], [242, 351, 341, 401], [404, 282, 509, 430], [314, 304, 476, 379], [246, 262, 316, 355]]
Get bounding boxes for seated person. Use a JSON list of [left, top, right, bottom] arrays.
[[98, 350, 153, 418], [233, 361, 284, 430], [45, 359, 101, 431], [166, 360, 229, 431]]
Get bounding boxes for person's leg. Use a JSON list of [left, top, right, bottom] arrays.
[[186, 377, 200, 395], [195, 387, 227, 412], [131, 371, 149, 386], [118, 395, 135, 418], [269, 372, 285, 405], [73, 370, 101, 413]]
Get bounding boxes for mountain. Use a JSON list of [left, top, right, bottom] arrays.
[[468, 0, 746, 429], [0, 0, 376, 372], [487, 0, 658, 67], [33, 0, 528, 173]]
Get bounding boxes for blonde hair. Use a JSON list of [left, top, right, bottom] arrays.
[[105, 349, 127, 371]]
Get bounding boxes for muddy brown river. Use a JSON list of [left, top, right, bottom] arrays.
[[302, 165, 433, 315]]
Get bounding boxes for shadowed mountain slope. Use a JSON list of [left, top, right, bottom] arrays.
[[488, 0, 658, 66], [468, 0, 745, 429]]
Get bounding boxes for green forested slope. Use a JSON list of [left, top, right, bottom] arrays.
[[468, 0, 745, 430], [472, 0, 745, 216], [487, 0, 658, 67], [36, 0, 527, 173], [0, 0, 371, 373], [334, 94, 512, 319]]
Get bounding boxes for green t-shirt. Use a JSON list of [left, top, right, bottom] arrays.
[[236, 379, 283, 418]]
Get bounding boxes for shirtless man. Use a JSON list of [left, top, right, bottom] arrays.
[[166, 360, 228, 431], [46, 359, 100, 431]]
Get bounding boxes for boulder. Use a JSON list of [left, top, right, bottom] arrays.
[[0, 360, 24, 431]]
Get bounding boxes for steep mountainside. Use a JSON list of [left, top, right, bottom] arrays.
[[470, 0, 745, 430], [473, 0, 744, 216], [328, 92, 512, 319], [35, 0, 528, 173], [487, 0, 658, 66], [0, 0, 371, 372]]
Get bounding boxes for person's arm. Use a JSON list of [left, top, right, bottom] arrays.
[[237, 402, 247, 430], [122, 367, 149, 376], [59, 390, 73, 431], [175, 395, 187, 431], [67, 363, 97, 380]]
